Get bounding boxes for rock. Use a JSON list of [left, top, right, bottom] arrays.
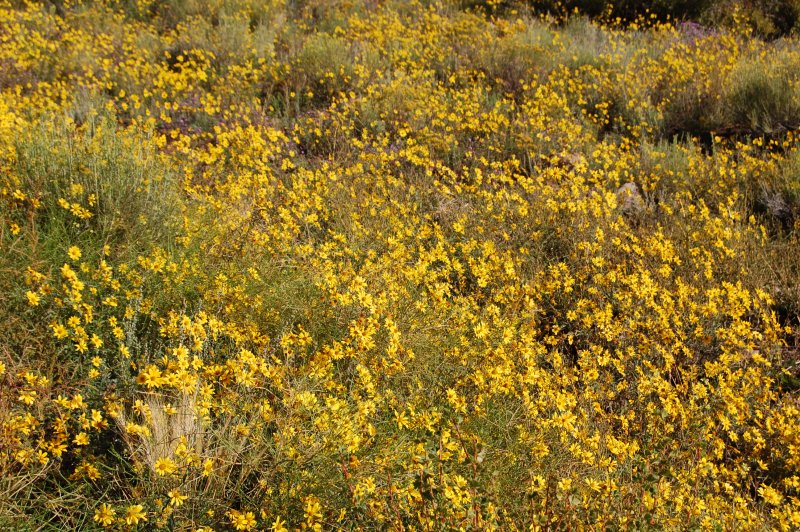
[[616, 182, 645, 215]]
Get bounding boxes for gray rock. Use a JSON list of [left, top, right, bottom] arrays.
[[616, 182, 645, 215]]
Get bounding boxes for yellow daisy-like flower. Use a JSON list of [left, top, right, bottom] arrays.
[[202, 458, 214, 477], [123, 504, 147, 525], [168, 488, 188, 507], [758, 484, 783, 506], [26, 290, 40, 306], [18, 389, 36, 405], [68, 246, 81, 261], [272, 516, 288, 532], [154, 457, 177, 476], [93, 503, 115, 527], [52, 323, 69, 339], [91, 334, 103, 349], [137, 365, 163, 389], [228, 509, 257, 531]]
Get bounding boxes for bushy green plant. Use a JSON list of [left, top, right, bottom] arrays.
[[724, 53, 800, 133], [12, 115, 178, 257], [702, 0, 800, 38]]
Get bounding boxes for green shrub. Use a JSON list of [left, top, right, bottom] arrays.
[[291, 32, 354, 108], [476, 18, 557, 91], [723, 52, 800, 133], [0, 112, 179, 381], [702, 0, 800, 38], [11, 114, 178, 258]]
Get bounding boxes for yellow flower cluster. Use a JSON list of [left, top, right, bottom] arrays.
[[1, 0, 800, 529]]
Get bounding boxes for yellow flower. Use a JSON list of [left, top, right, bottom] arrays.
[[26, 290, 40, 306], [154, 457, 177, 476], [272, 516, 288, 532], [91, 409, 107, 430], [75, 462, 101, 480], [758, 484, 783, 506], [202, 458, 214, 477], [18, 389, 36, 405], [74, 432, 89, 445], [228, 509, 257, 531], [91, 334, 103, 349], [68, 393, 85, 410], [168, 488, 188, 507], [137, 365, 162, 388], [94, 503, 115, 527], [52, 323, 69, 339], [123, 504, 147, 525], [68, 246, 82, 261]]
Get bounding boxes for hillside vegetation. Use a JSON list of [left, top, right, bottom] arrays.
[[2, 0, 800, 529]]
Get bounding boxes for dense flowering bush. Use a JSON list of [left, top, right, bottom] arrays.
[[1, 0, 800, 529]]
